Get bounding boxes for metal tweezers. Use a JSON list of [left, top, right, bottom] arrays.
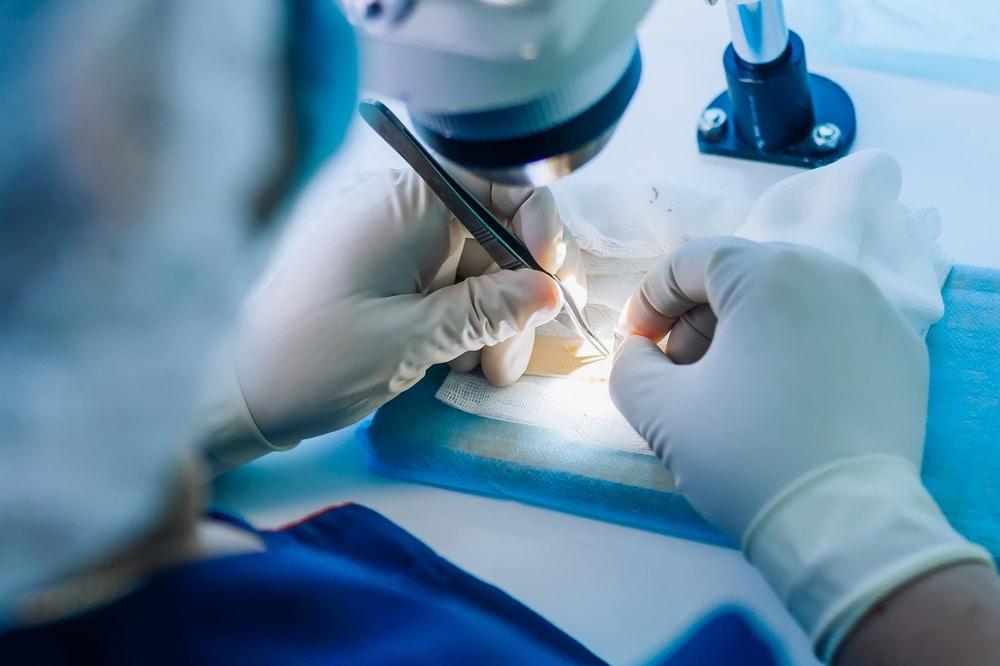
[[359, 100, 609, 357]]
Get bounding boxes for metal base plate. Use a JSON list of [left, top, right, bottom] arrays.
[[697, 73, 857, 169]]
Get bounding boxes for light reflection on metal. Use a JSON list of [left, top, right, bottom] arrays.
[[725, 0, 789, 65]]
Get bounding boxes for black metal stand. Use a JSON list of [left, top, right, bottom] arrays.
[[697, 31, 856, 169]]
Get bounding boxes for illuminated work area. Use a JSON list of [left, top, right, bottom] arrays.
[[2, 1, 999, 664]]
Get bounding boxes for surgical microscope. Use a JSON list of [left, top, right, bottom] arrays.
[[339, 0, 856, 185]]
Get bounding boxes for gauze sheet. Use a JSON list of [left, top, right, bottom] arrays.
[[435, 151, 950, 453]]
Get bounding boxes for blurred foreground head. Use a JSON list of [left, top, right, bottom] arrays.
[[0, 0, 356, 621]]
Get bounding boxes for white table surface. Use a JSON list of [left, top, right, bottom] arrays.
[[213, 4, 1000, 665]]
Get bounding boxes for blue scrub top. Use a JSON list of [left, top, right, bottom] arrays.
[[0, 504, 783, 665]]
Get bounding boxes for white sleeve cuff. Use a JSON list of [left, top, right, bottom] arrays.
[[193, 344, 300, 475], [742, 454, 994, 663]]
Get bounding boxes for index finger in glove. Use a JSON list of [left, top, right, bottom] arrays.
[[450, 168, 568, 275], [504, 187, 566, 274], [509, 189, 587, 312], [619, 236, 757, 343], [480, 189, 586, 387]]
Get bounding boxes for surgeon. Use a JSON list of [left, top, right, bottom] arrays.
[[1, 1, 998, 664]]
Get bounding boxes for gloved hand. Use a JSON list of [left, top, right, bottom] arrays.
[[609, 237, 991, 661], [199, 168, 583, 470]]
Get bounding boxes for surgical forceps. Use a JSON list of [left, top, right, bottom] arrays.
[[359, 100, 609, 357]]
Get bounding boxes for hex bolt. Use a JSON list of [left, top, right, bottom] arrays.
[[812, 122, 842, 152], [699, 107, 728, 142]]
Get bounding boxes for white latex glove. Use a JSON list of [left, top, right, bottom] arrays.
[[609, 237, 991, 661], [199, 168, 583, 470]]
